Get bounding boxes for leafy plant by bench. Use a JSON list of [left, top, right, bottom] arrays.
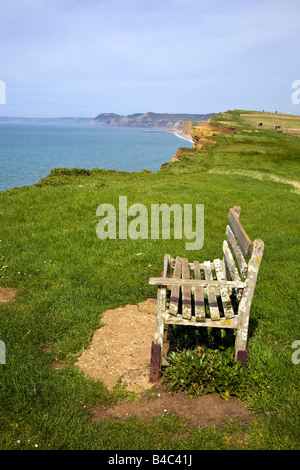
[[163, 347, 247, 399]]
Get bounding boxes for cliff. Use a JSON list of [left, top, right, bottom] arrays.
[[191, 119, 237, 148], [172, 118, 238, 161]]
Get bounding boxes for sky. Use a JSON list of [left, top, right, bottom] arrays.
[[0, 0, 300, 117]]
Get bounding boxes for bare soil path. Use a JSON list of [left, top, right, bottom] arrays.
[[0, 287, 17, 303]]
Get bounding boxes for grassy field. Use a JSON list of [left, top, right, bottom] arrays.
[[0, 109, 299, 450], [240, 110, 300, 133]]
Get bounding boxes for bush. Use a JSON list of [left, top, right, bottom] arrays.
[[49, 168, 91, 176], [163, 347, 247, 399]]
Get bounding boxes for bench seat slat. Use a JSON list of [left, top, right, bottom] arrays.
[[214, 258, 235, 319], [182, 258, 192, 319], [193, 260, 206, 322], [189, 261, 215, 270], [226, 225, 248, 278], [223, 240, 241, 282], [223, 240, 244, 300], [204, 260, 220, 321], [169, 256, 181, 316]]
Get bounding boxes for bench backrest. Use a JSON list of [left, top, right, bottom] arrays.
[[222, 207, 264, 326], [223, 206, 255, 282], [227, 206, 264, 357]]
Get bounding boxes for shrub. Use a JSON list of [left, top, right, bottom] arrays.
[[163, 347, 247, 399], [49, 168, 91, 176]]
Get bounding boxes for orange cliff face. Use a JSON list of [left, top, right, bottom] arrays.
[[179, 119, 232, 144], [171, 119, 238, 161], [176, 118, 227, 150], [192, 119, 237, 149]]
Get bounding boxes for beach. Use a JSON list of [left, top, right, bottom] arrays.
[[173, 131, 194, 143]]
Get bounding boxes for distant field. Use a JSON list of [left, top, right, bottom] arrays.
[[240, 112, 300, 133]]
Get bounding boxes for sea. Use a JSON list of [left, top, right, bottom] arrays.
[[0, 123, 193, 191]]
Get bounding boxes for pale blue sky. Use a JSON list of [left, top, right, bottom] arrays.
[[0, 0, 300, 117]]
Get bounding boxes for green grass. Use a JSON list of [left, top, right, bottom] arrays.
[[0, 109, 300, 450]]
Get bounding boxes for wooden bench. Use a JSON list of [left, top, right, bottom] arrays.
[[148, 206, 264, 382]]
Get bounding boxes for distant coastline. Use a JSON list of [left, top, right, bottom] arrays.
[[0, 117, 92, 125]]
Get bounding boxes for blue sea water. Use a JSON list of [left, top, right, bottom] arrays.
[[0, 123, 193, 191]]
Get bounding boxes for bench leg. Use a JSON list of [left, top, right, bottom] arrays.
[[149, 286, 166, 382], [154, 286, 166, 347], [236, 349, 247, 370], [235, 324, 248, 370]]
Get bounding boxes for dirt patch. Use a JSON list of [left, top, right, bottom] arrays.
[[192, 137, 217, 149], [0, 287, 17, 303], [51, 360, 67, 370], [75, 299, 158, 393], [92, 388, 255, 427]]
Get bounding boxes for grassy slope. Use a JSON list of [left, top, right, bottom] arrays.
[[0, 109, 299, 450]]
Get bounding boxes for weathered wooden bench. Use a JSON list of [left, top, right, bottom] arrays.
[[148, 206, 264, 382]]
